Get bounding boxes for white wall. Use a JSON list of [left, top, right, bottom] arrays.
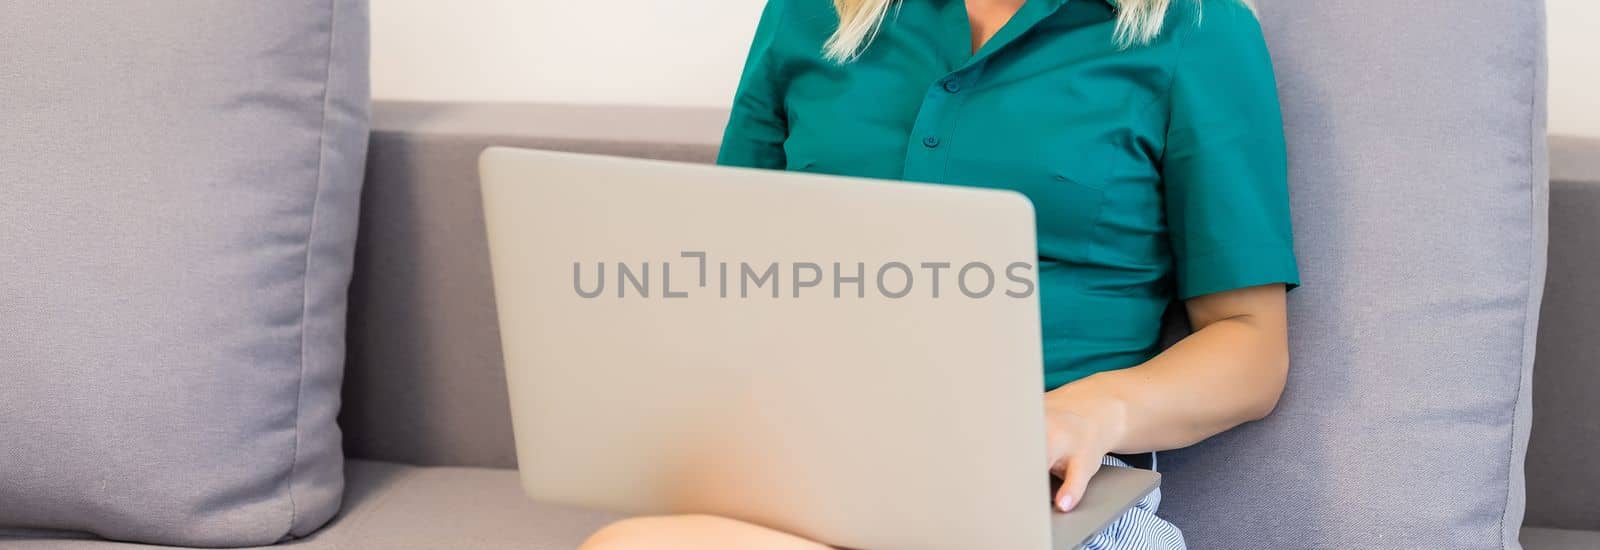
[[371, 0, 762, 108], [1548, 0, 1599, 137], [373, 1, 1599, 137]]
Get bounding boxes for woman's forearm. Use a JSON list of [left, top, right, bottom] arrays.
[[1049, 289, 1291, 455]]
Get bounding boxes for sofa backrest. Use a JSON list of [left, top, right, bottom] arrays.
[[1525, 136, 1600, 534], [343, 102, 723, 468]]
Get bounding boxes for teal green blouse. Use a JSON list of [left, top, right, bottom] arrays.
[[717, 0, 1299, 389]]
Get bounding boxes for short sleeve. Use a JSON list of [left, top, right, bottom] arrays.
[[716, 0, 790, 169], [1162, 2, 1300, 300]]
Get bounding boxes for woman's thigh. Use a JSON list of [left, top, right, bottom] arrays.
[[582, 455, 1185, 550], [581, 514, 830, 550]]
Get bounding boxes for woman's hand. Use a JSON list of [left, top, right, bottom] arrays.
[[1042, 285, 1291, 512], [1044, 376, 1129, 513]]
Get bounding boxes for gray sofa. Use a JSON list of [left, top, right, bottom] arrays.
[[8, 102, 1592, 549]]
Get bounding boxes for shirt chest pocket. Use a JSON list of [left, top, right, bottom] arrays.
[[1016, 148, 1113, 264], [1036, 174, 1106, 263]]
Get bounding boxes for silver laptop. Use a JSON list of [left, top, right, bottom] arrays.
[[479, 147, 1160, 550]]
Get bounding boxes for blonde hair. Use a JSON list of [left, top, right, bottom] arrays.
[[823, 0, 1229, 63]]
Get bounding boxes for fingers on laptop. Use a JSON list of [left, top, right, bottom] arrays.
[[1054, 453, 1103, 513]]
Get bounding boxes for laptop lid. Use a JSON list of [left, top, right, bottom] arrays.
[[480, 147, 1153, 550]]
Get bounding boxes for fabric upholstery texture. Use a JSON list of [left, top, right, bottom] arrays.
[[0, 1, 369, 546], [1524, 136, 1600, 532], [1156, 1, 1548, 548]]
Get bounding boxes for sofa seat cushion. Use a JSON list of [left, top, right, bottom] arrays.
[[1521, 527, 1600, 550], [295, 460, 618, 549], [0, 461, 619, 550], [4, 461, 1592, 549]]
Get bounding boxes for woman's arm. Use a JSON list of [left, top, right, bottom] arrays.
[[1046, 283, 1289, 511], [716, 0, 790, 169]]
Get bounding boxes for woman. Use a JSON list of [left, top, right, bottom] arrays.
[[585, 0, 1296, 547]]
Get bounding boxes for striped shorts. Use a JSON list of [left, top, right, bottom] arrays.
[[1081, 454, 1187, 550]]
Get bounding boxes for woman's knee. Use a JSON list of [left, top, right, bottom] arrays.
[[579, 514, 825, 550], [581, 515, 730, 550], [581, 516, 670, 550]]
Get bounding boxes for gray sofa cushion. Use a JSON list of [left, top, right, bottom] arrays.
[[1158, 1, 1548, 549], [0, 1, 369, 546]]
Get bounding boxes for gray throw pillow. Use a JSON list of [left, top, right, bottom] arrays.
[[1158, 1, 1547, 549], [0, 1, 369, 546]]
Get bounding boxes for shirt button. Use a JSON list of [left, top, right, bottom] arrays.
[[922, 136, 941, 148], [942, 78, 962, 93]]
